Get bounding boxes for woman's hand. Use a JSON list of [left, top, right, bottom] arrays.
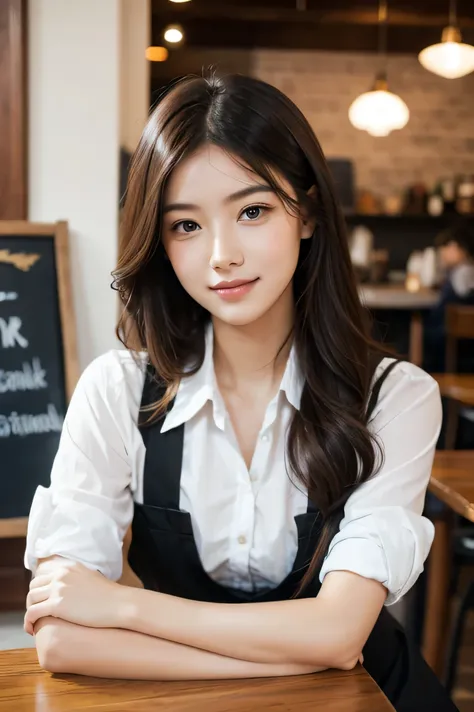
[[24, 560, 126, 635]]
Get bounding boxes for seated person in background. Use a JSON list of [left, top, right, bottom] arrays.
[[424, 221, 474, 374]]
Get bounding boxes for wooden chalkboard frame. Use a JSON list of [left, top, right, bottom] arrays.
[[0, 220, 79, 537]]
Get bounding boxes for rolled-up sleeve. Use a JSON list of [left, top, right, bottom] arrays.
[[24, 353, 135, 581], [319, 361, 442, 605]]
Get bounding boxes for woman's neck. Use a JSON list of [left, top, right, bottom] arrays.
[[212, 287, 294, 392]]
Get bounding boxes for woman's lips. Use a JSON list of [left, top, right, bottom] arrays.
[[210, 278, 259, 300]]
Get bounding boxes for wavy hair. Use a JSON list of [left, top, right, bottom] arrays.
[[113, 73, 391, 593]]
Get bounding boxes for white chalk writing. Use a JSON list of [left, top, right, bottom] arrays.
[[0, 292, 18, 302], [0, 404, 63, 438], [0, 358, 47, 393], [0, 316, 28, 349]]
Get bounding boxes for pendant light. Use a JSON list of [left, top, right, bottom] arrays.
[[418, 0, 474, 79], [163, 25, 184, 44], [348, 0, 409, 137]]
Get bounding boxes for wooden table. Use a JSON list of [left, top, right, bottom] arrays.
[[432, 374, 474, 407], [0, 648, 394, 711], [359, 285, 439, 366], [359, 285, 439, 311], [422, 450, 474, 677]]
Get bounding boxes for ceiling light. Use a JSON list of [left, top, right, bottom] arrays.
[[349, 76, 410, 137], [145, 46, 169, 62], [164, 25, 184, 43], [348, 1, 409, 137], [419, 0, 474, 80]]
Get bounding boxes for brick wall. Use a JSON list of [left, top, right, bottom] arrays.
[[153, 48, 474, 200]]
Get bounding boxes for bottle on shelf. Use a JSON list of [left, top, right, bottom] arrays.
[[440, 176, 456, 213], [427, 182, 444, 216], [456, 174, 474, 215], [403, 183, 427, 214]]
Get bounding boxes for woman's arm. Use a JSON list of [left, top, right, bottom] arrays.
[[27, 563, 370, 671], [25, 552, 142, 636], [24, 354, 137, 583], [34, 618, 323, 680], [117, 571, 385, 669]]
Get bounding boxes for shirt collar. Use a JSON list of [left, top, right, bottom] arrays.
[[161, 324, 217, 433], [161, 324, 304, 433], [280, 344, 304, 410]]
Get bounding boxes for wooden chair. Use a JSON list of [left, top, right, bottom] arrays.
[[433, 305, 474, 449], [445, 304, 474, 373]]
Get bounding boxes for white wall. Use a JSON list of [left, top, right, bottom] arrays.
[[29, 0, 149, 370], [120, 0, 150, 154]]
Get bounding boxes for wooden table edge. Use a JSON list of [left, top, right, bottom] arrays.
[[0, 649, 395, 710]]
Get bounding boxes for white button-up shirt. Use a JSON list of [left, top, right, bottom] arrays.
[[24, 329, 441, 605]]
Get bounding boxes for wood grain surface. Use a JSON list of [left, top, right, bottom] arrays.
[[432, 374, 474, 408], [430, 451, 474, 521], [0, 0, 27, 220], [0, 648, 394, 711], [359, 285, 439, 310]]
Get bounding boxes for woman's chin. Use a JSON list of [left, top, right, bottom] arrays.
[[208, 303, 270, 328]]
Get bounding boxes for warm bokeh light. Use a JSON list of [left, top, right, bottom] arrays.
[[145, 46, 169, 62], [405, 274, 421, 293], [349, 87, 410, 137], [164, 26, 184, 43], [419, 27, 474, 79]]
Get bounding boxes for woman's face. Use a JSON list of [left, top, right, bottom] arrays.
[[162, 145, 314, 327], [439, 240, 467, 269]]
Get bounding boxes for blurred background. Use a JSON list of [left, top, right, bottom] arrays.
[[0, 0, 473, 708]]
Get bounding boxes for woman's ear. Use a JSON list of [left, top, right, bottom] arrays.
[[301, 184, 317, 240]]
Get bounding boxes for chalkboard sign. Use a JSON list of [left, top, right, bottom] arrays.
[[0, 221, 78, 537]]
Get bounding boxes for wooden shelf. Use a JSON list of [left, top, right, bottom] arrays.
[[344, 213, 472, 221]]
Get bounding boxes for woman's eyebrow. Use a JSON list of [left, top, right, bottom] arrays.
[[163, 185, 274, 214], [163, 202, 200, 214], [223, 185, 275, 204]]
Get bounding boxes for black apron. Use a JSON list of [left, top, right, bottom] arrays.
[[128, 360, 458, 712]]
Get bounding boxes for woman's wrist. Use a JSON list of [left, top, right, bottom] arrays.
[[115, 584, 143, 629]]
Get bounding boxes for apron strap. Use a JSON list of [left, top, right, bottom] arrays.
[[367, 357, 402, 422], [139, 364, 184, 510]]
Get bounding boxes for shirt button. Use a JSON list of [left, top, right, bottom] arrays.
[[261, 433, 269, 442], [238, 535, 247, 545], [250, 473, 257, 482]]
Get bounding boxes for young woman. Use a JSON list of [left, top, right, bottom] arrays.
[[24, 74, 458, 711]]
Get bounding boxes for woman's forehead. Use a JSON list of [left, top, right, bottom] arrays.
[[164, 144, 291, 205]]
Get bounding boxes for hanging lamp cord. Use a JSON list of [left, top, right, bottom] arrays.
[[377, 0, 388, 82], [378, 0, 388, 57], [449, 0, 457, 27]]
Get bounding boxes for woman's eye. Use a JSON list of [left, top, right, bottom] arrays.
[[241, 205, 266, 221], [172, 220, 200, 234]]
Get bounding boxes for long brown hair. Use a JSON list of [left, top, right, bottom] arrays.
[[114, 73, 391, 593]]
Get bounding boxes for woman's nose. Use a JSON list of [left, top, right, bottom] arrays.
[[209, 233, 244, 270]]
